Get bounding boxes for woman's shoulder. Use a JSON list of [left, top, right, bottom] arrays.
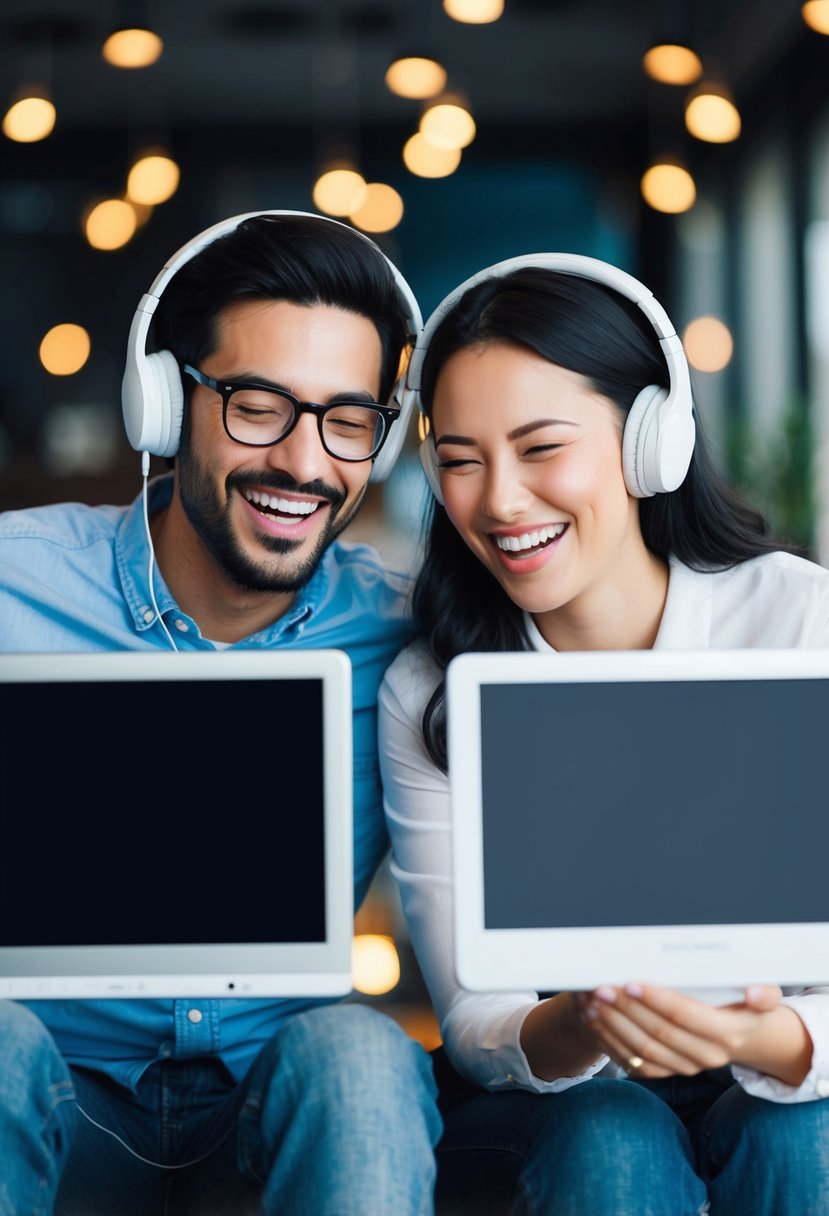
[[699, 551, 829, 646], [381, 639, 441, 716], [718, 550, 829, 592]]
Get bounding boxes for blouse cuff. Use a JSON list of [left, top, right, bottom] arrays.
[[731, 993, 829, 1103], [462, 1002, 609, 1095]]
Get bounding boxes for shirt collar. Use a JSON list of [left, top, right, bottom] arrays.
[[115, 471, 329, 643], [524, 558, 713, 653]]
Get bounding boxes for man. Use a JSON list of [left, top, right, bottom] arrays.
[[0, 210, 441, 1215]]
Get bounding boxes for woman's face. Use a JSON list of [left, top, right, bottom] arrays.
[[430, 339, 649, 623]]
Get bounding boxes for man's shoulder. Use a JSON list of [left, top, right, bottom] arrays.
[[324, 539, 415, 603], [0, 499, 127, 548]]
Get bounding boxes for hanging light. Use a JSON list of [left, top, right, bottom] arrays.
[[2, 88, 56, 143], [684, 81, 741, 143], [126, 149, 180, 205], [39, 324, 91, 376], [385, 55, 447, 100], [642, 42, 703, 85], [420, 96, 476, 150], [682, 316, 734, 372], [84, 198, 138, 250], [312, 165, 368, 217], [349, 183, 404, 233], [802, 1, 829, 33], [443, 0, 504, 23], [403, 133, 462, 178], [102, 26, 163, 68], [640, 158, 697, 214]]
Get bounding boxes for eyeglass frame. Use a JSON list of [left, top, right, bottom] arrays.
[[181, 363, 400, 462]]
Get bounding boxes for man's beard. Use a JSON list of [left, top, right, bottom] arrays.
[[177, 445, 366, 594]]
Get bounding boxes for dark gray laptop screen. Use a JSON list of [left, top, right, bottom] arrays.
[[479, 678, 829, 929]]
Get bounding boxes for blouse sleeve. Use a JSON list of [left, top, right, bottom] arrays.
[[731, 989, 829, 1102], [378, 646, 608, 1093]]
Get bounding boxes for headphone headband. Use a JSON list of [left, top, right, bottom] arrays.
[[409, 251, 695, 500], [122, 208, 422, 481]]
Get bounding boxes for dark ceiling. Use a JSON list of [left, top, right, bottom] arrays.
[[0, 1, 810, 149]]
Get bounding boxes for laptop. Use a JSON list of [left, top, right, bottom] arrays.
[[447, 648, 829, 993], [1, 649, 354, 999]]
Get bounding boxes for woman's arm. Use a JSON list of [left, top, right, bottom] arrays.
[[378, 648, 608, 1092]]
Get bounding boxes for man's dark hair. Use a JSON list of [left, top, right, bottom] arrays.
[[153, 214, 413, 403]]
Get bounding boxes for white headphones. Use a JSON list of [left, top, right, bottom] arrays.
[[406, 252, 696, 502], [121, 209, 423, 483]]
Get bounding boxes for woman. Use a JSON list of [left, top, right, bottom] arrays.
[[379, 254, 829, 1216]]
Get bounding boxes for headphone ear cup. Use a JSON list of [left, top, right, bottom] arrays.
[[122, 346, 183, 458], [621, 383, 666, 498], [147, 351, 185, 458], [419, 438, 444, 505], [369, 379, 413, 484]]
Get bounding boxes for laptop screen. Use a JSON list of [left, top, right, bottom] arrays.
[[447, 648, 829, 992], [1, 649, 354, 998]]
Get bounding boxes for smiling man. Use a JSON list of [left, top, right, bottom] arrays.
[[0, 212, 441, 1216]]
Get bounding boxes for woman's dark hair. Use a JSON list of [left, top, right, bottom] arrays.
[[415, 266, 794, 770], [153, 214, 412, 406]]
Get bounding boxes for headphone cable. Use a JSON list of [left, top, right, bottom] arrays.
[[141, 451, 178, 653]]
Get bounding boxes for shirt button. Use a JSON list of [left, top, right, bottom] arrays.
[[175, 619, 190, 633], [816, 1079, 829, 1098], [187, 1008, 203, 1024], [141, 608, 154, 623]]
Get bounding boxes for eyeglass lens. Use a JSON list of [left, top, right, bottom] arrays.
[[225, 388, 386, 460]]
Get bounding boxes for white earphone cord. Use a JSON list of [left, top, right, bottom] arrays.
[[74, 1100, 235, 1170], [141, 451, 178, 653]]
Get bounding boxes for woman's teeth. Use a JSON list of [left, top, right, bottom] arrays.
[[494, 523, 565, 554]]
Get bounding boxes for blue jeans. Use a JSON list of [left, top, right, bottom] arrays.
[[434, 1052, 829, 1216], [0, 1000, 441, 1216]]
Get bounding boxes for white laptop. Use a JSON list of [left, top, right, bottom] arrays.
[[1, 649, 354, 999], [447, 648, 829, 993]]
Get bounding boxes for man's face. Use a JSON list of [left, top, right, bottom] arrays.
[[175, 298, 385, 593]]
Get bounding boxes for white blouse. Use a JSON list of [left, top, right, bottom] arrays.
[[379, 552, 829, 1102]]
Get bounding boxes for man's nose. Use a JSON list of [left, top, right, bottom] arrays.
[[265, 413, 328, 487]]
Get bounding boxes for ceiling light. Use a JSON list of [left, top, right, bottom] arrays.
[[385, 56, 447, 100], [640, 159, 697, 214], [126, 151, 180, 205], [312, 166, 368, 217], [102, 27, 163, 68], [802, 1, 829, 33], [348, 183, 404, 233], [39, 324, 91, 376], [403, 133, 462, 178], [2, 92, 56, 143], [682, 316, 734, 372], [684, 82, 741, 143], [420, 98, 476, 150], [84, 198, 138, 250], [642, 43, 703, 85], [443, 0, 504, 23]]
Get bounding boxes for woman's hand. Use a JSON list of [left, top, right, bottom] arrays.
[[576, 982, 813, 1086]]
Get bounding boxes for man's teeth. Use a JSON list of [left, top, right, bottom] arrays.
[[243, 489, 319, 516], [495, 524, 565, 553]]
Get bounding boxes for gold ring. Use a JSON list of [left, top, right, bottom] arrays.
[[626, 1055, 644, 1072]]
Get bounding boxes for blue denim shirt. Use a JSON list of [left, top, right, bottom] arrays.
[[0, 473, 414, 1090]]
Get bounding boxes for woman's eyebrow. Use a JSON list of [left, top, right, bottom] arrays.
[[508, 419, 579, 440], [435, 419, 580, 447]]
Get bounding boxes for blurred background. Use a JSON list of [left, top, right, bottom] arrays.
[[2, 0, 828, 1045]]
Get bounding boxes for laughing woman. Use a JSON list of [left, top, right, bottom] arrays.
[[379, 255, 829, 1216]]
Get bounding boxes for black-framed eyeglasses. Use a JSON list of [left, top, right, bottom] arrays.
[[181, 364, 399, 462]]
